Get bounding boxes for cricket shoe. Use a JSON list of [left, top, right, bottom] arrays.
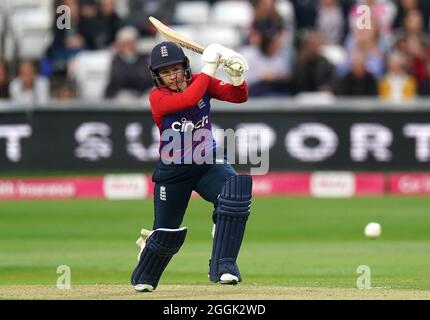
[[220, 273, 239, 285], [134, 284, 154, 292]]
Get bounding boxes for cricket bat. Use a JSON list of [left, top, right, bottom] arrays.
[[149, 16, 205, 55], [149, 16, 245, 72]]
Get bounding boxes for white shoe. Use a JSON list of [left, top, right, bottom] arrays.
[[134, 284, 154, 292], [220, 273, 239, 285]]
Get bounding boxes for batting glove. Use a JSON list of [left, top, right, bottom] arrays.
[[220, 50, 249, 86], [201, 44, 224, 77]]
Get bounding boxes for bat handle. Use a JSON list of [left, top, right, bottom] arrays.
[[219, 58, 244, 73], [219, 58, 229, 66], [140, 228, 152, 237]]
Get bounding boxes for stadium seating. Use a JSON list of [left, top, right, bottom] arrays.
[[276, 0, 294, 25], [9, 8, 53, 60], [196, 25, 242, 49], [137, 37, 159, 55], [154, 24, 197, 46], [73, 50, 112, 100], [1, 0, 53, 60], [211, 0, 253, 29], [115, 0, 130, 18], [0, 14, 4, 56], [276, 0, 295, 35], [0, 0, 54, 14], [174, 1, 211, 25]]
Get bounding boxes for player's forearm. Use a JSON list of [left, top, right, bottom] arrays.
[[208, 77, 248, 103], [223, 82, 248, 103]]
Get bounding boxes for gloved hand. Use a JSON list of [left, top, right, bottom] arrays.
[[220, 49, 249, 86], [201, 44, 225, 77]]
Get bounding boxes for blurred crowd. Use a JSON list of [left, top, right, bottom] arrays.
[[1, 0, 430, 104]]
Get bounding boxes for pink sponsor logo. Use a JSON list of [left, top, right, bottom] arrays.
[[252, 179, 273, 194], [0, 177, 104, 200], [355, 173, 385, 196], [310, 172, 355, 197], [0, 172, 386, 200], [391, 174, 430, 194], [17, 181, 76, 198], [0, 179, 76, 199], [144, 173, 311, 197], [103, 174, 147, 199], [252, 173, 310, 196]]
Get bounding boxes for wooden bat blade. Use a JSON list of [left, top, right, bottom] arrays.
[[149, 16, 205, 54], [148, 16, 244, 72]]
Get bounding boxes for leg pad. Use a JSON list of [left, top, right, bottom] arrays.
[[131, 227, 187, 289], [209, 175, 252, 282]]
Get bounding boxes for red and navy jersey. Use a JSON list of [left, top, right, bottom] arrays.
[[149, 73, 248, 163]]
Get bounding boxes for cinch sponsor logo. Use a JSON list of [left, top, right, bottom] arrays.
[[171, 116, 209, 132], [397, 175, 430, 194]]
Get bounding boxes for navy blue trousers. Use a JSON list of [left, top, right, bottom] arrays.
[[151, 160, 237, 229]]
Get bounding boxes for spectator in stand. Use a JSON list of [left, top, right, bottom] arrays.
[[0, 61, 10, 99], [105, 26, 153, 99], [78, 0, 101, 50], [291, 31, 335, 94], [316, 0, 345, 45], [335, 51, 377, 96], [378, 52, 416, 103], [9, 61, 50, 104], [399, 9, 428, 42], [289, 0, 356, 33], [403, 34, 429, 83], [241, 0, 294, 96], [418, 61, 430, 96], [79, 0, 123, 50], [45, 0, 85, 77], [251, 0, 284, 31], [127, 0, 176, 37], [98, 0, 124, 46], [290, 0, 317, 30], [52, 79, 78, 100], [393, 0, 430, 33], [339, 26, 386, 80]]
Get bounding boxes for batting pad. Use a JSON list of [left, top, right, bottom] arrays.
[[131, 227, 187, 289], [209, 175, 252, 283]]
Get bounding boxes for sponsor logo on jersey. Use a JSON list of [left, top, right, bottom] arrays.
[[197, 99, 206, 109], [171, 116, 209, 132]]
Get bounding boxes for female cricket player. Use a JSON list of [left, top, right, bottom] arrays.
[[130, 41, 252, 292]]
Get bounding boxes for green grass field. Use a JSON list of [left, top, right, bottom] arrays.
[[1, 196, 430, 299]]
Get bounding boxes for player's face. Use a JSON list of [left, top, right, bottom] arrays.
[[158, 64, 187, 91]]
